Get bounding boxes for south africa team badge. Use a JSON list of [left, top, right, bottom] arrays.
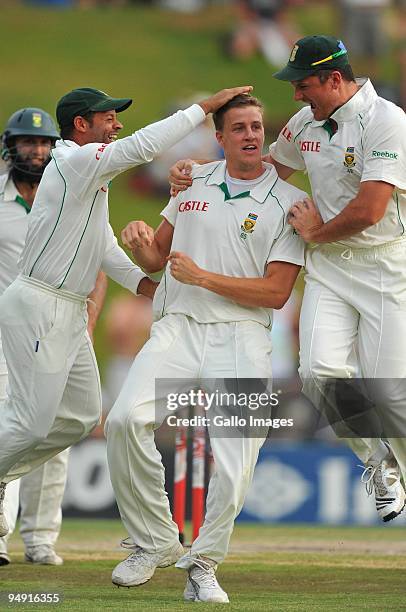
[[344, 146, 355, 168], [240, 212, 258, 240], [32, 112, 42, 128]]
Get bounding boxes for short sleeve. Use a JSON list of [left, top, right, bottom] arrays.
[[361, 107, 406, 190], [267, 218, 305, 267], [269, 111, 307, 172], [160, 196, 179, 227]]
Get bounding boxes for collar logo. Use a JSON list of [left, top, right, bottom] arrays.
[[240, 212, 258, 240], [344, 146, 355, 169], [32, 112, 42, 128]]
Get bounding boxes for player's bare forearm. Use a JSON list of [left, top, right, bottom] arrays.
[[168, 252, 301, 309], [197, 271, 298, 309], [306, 210, 374, 243], [122, 219, 173, 273], [87, 270, 108, 341], [289, 181, 393, 243], [131, 244, 166, 273], [137, 277, 159, 299]]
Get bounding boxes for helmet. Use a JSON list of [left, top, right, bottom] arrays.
[[2, 107, 59, 160]]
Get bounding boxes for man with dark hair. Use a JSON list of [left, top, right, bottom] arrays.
[[106, 93, 306, 601], [0, 85, 249, 541], [270, 35, 406, 521]]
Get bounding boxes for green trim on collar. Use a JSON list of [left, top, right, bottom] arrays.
[[219, 182, 250, 201], [322, 119, 337, 140], [15, 195, 31, 214]]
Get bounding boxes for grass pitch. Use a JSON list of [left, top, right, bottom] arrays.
[[0, 520, 405, 611]]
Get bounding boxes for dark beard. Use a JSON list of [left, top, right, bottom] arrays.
[[10, 155, 49, 185]]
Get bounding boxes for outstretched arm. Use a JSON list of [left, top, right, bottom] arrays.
[[72, 86, 254, 186]]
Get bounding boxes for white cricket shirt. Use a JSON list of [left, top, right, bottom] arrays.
[[270, 79, 406, 248], [20, 104, 205, 296], [153, 161, 305, 327], [0, 173, 30, 294]]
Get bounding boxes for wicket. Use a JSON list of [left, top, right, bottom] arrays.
[[173, 418, 213, 544]]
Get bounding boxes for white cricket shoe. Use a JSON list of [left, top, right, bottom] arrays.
[[25, 545, 63, 565], [361, 451, 406, 522], [0, 483, 9, 538], [112, 540, 184, 587], [182, 555, 229, 604]]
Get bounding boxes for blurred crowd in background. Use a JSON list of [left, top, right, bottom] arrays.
[[20, 0, 406, 108]]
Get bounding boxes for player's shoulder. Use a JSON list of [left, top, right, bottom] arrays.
[[53, 139, 107, 163], [267, 172, 307, 211], [285, 106, 314, 132], [191, 159, 225, 180], [365, 95, 406, 128]]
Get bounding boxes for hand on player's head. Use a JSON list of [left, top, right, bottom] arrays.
[[199, 86, 253, 115]]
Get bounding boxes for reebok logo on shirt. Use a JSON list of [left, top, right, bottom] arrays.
[[372, 150, 398, 159], [178, 201, 209, 212]]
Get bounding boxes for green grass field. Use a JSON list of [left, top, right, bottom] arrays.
[[0, 519, 405, 610]]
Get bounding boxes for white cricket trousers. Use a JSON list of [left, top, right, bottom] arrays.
[[300, 240, 406, 476], [0, 275, 102, 484], [105, 314, 270, 564], [0, 338, 68, 552]]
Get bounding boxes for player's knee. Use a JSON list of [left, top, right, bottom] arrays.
[[300, 356, 351, 381], [106, 397, 154, 440], [105, 408, 144, 440], [104, 410, 122, 439]]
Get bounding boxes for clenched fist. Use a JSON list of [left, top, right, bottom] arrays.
[[121, 221, 154, 250], [168, 251, 203, 285]]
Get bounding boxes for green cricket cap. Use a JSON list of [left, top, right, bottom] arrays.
[[273, 35, 349, 82], [56, 87, 132, 127]]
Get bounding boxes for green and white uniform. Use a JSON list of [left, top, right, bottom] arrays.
[[270, 78, 406, 474], [0, 104, 206, 484], [106, 161, 305, 562], [0, 173, 68, 559]]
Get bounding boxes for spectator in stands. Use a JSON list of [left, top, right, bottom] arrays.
[[225, 0, 302, 67]]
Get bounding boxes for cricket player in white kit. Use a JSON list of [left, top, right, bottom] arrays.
[[105, 94, 306, 602], [0, 107, 68, 566], [0, 85, 249, 539], [0, 108, 107, 565], [270, 35, 406, 521]]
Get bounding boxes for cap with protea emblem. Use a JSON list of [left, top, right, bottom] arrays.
[[273, 35, 349, 82]]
